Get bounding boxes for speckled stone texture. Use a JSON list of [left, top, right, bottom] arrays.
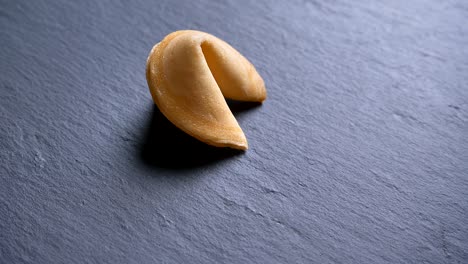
[[1, 0, 467, 263]]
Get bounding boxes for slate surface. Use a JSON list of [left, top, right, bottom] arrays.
[[1, 0, 467, 263]]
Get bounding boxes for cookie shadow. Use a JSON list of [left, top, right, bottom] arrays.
[[140, 100, 262, 169]]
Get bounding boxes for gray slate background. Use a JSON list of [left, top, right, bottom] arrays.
[[1, 0, 467, 263]]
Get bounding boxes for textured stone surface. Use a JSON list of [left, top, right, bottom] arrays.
[[1, 0, 467, 263]]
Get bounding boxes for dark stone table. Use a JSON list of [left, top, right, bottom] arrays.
[[1, 0, 467, 263]]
